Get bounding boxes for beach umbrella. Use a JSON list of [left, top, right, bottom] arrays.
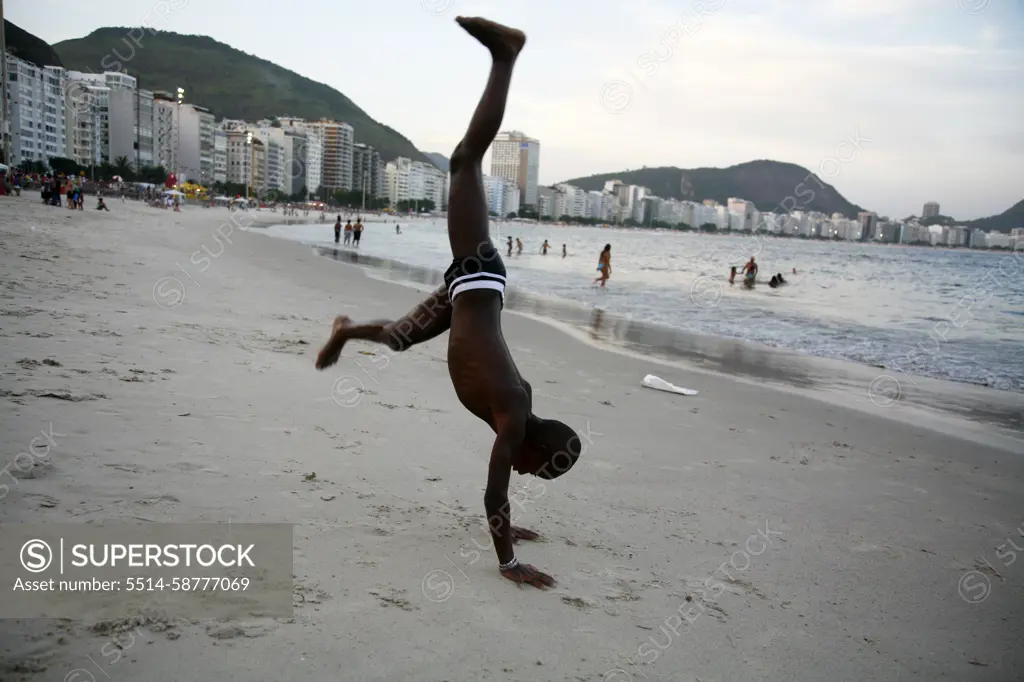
[[162, 189, 185, 197], [0, 163, 8, 172]]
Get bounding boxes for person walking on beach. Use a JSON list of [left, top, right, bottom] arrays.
[[541, 239, 550, 255], [343, 220, 353, 245], [315, 16, 578, 589], [594, 244, 611, 287], [334, 216, 342, 244], [353, 218, 363, 246]]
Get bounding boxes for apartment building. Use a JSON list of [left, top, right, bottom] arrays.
[[386, 156, 446, 208], [213, 129, 227, 184], [308, 119, 353, 191], [490, 130, 540, 206], [152, 92, 178, 172], [4, 55, 67, 165], [177, 104, 215, 184], [277, 117, 324, 195], [352, 143, 384, 199]]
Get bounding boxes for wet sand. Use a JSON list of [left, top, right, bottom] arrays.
[[1, 195, 1022, 682]]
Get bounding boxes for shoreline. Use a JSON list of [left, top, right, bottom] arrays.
[[310, 242, 1023, 448], [2, 195, 1022, 681]]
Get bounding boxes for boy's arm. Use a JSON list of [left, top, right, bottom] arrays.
[[483, 403, 555, 589]]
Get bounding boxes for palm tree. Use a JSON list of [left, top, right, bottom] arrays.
[[112, 156, 133, 181]]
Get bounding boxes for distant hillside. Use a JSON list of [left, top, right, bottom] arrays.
[[53, 28, 428, 164], [424, 152, 450, 173], [966, 199, 1024, 233], [4, 20, 63, 67], [564, 160, 867, 218]]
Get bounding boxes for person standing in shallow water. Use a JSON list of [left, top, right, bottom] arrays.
[[343, 220, 353, 245], [314, 16, 579, 590], [562, 244, 567, 258], [594, 244, 611, 287], [506, 236, 513, 256], [541, 239, 550, 255], [334, 216, 342, 244], [515, 238, 523, 255], [353, 218, 363, 246]]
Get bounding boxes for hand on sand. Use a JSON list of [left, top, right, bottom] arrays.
[[511, 526, 541, 544], [500, 562, 556, 589], [315, 316, 351, 370]]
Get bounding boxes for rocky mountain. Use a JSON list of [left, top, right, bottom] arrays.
[[564, 160, 867, 218], [965, 199, 1024, 233]]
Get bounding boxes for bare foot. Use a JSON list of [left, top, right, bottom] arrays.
[[315, 316, 352, 370], [456, 16, 526, 61]]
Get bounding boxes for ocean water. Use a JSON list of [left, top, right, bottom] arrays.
[[265, 218, 1024, 393]]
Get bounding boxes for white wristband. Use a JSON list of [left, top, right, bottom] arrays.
[[499, 557, 519, 571]]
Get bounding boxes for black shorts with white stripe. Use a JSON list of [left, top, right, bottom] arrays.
[[443, 247, 507, 307]]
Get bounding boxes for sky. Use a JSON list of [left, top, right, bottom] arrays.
[[9, 0, 1024, 219]]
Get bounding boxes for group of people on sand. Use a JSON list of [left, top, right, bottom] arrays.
[[729, 257, 796, 289], [333, 216, 364, 246]]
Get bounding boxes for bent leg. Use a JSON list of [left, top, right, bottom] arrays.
[[446, 18, 525, 259], [315, 284, 453, 370]]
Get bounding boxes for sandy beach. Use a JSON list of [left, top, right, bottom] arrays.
[[1, 195, 1022, 682]]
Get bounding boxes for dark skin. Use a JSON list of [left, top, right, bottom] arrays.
[[316, 17, 557, 589]]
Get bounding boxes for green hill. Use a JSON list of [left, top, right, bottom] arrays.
[[966, 199, 1024, 233], [564, 160, 867, 218], [53, 28, 428, 164], [4, 20, 64, 67]]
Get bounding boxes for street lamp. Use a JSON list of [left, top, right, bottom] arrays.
[[175, 87, 184, 182], [245, 132, 253, 200]]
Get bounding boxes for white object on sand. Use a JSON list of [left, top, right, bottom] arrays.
[[642, 374, 698, 396]]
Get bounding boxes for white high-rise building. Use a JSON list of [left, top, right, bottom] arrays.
[[65, 72, 114, 165], [502, 184, 520, 216], [213, 129, 227, 184], [352, 143, 383, 200], [277, 117, 325, 195], [99, 72, 154, 170], [386, 157, 446, 209], [177, 104, 215, 184], [225, 129, 254, 188], [248, 124, 287, 193], [385, 158, 410, 206], [5, 55, 67, 166], [483, 175, 507, 215], [152, 92, 178, 172], [306, 120, 353, 191], [490, 130, 540, 207], [264, 139, 285, 193]]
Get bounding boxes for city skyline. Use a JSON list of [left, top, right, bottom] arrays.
[[7, 0, 1024, 219]]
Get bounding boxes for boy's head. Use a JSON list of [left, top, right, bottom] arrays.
[[513, 416, 582, 479]]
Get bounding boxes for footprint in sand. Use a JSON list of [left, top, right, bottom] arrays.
[[103, 463, 146, 475], [370, 587, 417, 611], [293, 582, 331, 608], [134, 494, 180, 508]]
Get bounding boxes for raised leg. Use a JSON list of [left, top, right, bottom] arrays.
[[446, 17, 526, 259], [315, 284, 453, 370]]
